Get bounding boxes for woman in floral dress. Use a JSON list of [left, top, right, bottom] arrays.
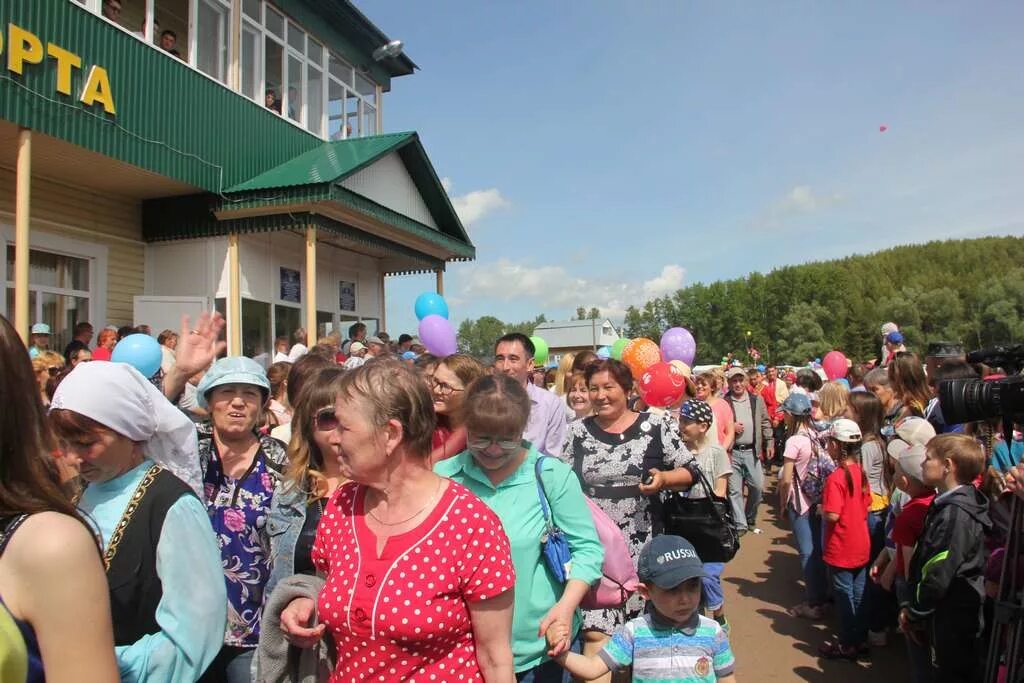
[[561, 359, 698, 682], [196, 357, 288, 683]]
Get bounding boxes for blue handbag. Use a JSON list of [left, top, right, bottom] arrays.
[[534, 456, 572, 583]]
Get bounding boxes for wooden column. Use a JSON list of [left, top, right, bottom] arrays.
[[305, 226, 317, 340], [227, 233, 241, 355], [435, 268, 444, 296], [229, 0, 242, 92], [379, 271, 387, 332], [14, 128, 32, 344], [375, 84, 384, 132]]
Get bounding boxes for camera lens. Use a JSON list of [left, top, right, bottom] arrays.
[[938, 376, 1024, 424]]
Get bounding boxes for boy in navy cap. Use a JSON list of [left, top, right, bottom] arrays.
[[550, 536, 737, 682]]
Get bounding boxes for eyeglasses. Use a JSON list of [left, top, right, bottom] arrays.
[[314, 407, 340, 432], [429, 377, 464, 397], [467, 436, 520, 453]]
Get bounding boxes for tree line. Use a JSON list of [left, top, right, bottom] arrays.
[[623, 235, 1024, 365]]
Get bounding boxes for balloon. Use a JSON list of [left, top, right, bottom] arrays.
[[879, 124, 888, 132], [822, 350, 849, 381], [111, 333, 163, 378], [529, 336, 549, 366], [596, 346, 611, 359], [611, 338, 629, 361], [659, 327, 696, 366], [638, 361, 688, 408], [418, 315, 456, 356], [621, 338, 661, 379], [414, 292, 449, 320]]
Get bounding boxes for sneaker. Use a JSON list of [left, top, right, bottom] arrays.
[[751, 527, 764, 535], [714, 615, 731, 635], [868, 629, 887, 647]]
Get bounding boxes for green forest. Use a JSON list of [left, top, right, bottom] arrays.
[[622, 235, 1024, 365]]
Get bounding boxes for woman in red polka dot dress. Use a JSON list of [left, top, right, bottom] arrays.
[[280, 361, 518, 682]]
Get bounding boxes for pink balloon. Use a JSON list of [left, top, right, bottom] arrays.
[[822, 350, 848, 381], [418, 314, 456, 356]]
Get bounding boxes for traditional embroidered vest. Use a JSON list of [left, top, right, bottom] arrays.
[[103, 465, 195, 647]]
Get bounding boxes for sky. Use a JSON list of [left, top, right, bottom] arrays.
[[369, 1, 1024, 337]]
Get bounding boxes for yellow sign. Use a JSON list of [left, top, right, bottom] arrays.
[[3, 22, 116, 115]]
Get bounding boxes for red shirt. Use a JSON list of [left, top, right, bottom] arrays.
[[891, 492, 935, 576], [822, 463, 872, 569], [760, 382, 782, 422], [92, 346, 112, 361], [312, 480, 515, 683]]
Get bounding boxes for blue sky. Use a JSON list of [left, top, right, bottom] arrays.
[[372, 1, 1024, 337]]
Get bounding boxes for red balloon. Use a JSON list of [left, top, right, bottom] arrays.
[[879, 124, 888, 132], [638, 362, 688, 408], [822, 350, 849, 381]]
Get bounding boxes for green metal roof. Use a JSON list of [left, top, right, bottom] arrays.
[[144, 131, 475, 263], [225, 132, 414, 192]]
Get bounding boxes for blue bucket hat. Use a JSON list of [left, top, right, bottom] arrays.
[[195, 356, 270, 409], [781, 392, 812, 416]]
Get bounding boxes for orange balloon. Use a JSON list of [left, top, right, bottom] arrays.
[[621, 338, 661, 380]]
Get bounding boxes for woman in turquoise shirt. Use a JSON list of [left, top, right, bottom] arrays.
[[435, 374, 604, 682]]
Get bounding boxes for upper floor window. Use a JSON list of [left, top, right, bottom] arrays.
[[77, 0, 381, 140]]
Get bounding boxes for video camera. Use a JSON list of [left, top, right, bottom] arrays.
[[938, 344, 1024, 424]]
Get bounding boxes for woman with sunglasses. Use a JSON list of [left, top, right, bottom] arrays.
[[256, 366, 345, 680], [279, 361, 516, 682], [429, 353, 485, 464], [195, 357, 289, 682], [435, 374, 603, 682], [31, 351, 65, 408]]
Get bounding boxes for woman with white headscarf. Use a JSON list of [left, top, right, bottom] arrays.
[[49, 361, 227, 683]]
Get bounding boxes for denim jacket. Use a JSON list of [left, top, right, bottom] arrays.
[[264, 480, 312, 603]]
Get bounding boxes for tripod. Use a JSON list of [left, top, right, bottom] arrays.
[[985, 415, 1024, 683]]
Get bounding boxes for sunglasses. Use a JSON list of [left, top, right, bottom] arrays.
[[467, 436, 520, 453], [314, 407, 340, 432]]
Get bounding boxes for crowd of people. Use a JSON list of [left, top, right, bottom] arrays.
[[1, 311, 1021, 683]]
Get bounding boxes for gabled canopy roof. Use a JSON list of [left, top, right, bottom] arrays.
[[143, 132, 475, 272]]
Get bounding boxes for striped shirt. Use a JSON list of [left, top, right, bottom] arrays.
[[599, 612, 735, 682]]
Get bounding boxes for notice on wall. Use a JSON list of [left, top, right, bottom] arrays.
[[280, 267, 301, 303], [339, 280, 357, 312]]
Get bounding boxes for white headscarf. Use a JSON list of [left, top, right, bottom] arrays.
[[50, 361, 203, 496]]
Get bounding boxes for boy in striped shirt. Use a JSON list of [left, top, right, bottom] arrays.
[[551, 536, 737, 682]]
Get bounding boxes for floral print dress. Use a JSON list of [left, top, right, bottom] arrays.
[[561, 411, 692, 633], [200, 435, 286, 647]]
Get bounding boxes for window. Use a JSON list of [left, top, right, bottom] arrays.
[[5, 246, 92, 352], [195, 0, 229, 83], [264, 37, 284, 113], [286, 54, 303, 123], [307, 63, 324, 136], [240, 22, 261, 100], [273, 304, 301, 344], [241, 298, 271, 359]]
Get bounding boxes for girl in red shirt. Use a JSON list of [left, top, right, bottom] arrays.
[[820, 418, 872, 660]]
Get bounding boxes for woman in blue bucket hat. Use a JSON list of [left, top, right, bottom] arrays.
[[196, 357, 289, 683]]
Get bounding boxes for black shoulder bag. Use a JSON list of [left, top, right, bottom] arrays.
[[660, 463, 740, 563]]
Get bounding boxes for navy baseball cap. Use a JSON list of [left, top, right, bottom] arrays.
[[637, 536, 707, 589]]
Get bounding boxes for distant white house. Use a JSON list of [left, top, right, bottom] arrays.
[[532, 319, 621, 363]]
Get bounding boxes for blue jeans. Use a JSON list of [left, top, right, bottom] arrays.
[[702, 562, 725, 611], [729, 447, 763, 528], [787, 505, 827, 605], [831, 566, 868, 647]]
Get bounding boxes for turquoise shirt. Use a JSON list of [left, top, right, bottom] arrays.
[[435, 444, 604, 672], [79, 460, 227, 682]]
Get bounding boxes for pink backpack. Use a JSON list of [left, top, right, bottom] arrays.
[[580, 497, 640, 609]]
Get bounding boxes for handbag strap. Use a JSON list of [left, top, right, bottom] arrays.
[[534, 456, 556, 533]]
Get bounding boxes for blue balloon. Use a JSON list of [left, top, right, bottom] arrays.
[[414, 292, 449, 320], [111, 333, 163, 378], [597, 346, 611, 359]]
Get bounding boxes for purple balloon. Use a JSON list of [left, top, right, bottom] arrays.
[[660, 327, 696, 366], [418, 314, 457, 356]]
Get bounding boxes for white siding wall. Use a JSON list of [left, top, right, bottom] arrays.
[[340, 152, 439, 230]]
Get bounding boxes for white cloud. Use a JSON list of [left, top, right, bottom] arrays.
[[754, 185, 844, 229], [440, 177, 509, 226], [457, 259, 685, 320]]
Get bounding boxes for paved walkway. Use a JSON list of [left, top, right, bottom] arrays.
[[720, 475, 909, 682]]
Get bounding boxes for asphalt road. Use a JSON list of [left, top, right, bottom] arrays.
[[720, 474, 910, 682]]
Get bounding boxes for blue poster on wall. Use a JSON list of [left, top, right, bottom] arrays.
[[339, 280, 356, 312], [280, 267, 301, 303]]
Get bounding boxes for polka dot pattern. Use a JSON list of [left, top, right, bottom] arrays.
[[311, 480, 515, 682]]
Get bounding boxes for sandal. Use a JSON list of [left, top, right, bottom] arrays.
[[787, 603, 825, 620], [818, 640, 860, 661]]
